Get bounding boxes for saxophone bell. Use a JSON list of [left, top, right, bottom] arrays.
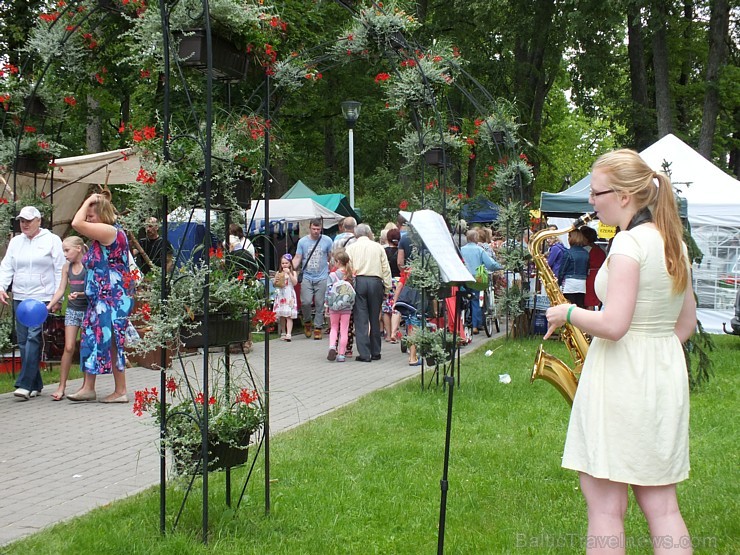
[[527, 212, 595, 405]]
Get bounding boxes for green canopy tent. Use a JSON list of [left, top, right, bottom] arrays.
[[281, 180, 317, 199], [281, 180, 360, 222]]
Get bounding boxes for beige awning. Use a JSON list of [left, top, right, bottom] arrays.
[[1, 148, 140, 237]]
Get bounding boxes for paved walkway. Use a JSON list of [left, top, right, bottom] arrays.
[[0, 328, 501, 546]]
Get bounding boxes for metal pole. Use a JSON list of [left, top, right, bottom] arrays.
[[348, 128, 355, 209]]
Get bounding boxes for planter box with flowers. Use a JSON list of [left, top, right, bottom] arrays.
[[176, 29, 249, 81], [0, 133, 63, 175], [134, 374, 264, 474], [128, 247, 270, 359]]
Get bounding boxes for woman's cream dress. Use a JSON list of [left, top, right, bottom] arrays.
[[562, 226, 690, 485]]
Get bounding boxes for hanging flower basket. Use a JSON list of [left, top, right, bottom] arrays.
[[24, 96, 47, 117], [14, 155, 49, 173], [180, 312, 250, 348], [174, 429, 252, 473], [198, 178, 252, 210], [176, 29, 249, 81]]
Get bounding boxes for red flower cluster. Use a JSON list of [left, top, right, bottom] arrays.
[[132, 125, 157, 143], [165, 377, 178, 394], [400, 59, 417, 68], [237, 388, 258, 405], [251, 306, 277, 328], [2, 63, 20, 76], [268, 16, 288, 32], [374, 72, 390, 84], [194, 392, 216, 405], [122, 269, 140, 290], [263, 43, 278, 65], [82, 32, 98, 50], [399, 199, 409, 210], [209, 246, 224, 259], [40, 12, 60, 23], [136, 167, 156, 184], [237, 115, 269, 141], [137, 302, 152, 322], [63, 96, 76, 106], [132, 387, 158, 416]]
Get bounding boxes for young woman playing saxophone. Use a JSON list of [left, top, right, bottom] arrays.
[[544, 149, 697, 554]]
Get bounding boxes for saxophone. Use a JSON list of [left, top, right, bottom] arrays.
[[528, 212, 596, 405]]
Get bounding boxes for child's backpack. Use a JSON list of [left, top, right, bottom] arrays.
[[327, 279, 356, 312]]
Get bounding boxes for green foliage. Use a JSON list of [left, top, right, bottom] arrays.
[[352, 167, 408, 231], [684, 319, 715, 391], [401, 327, 449, 365]]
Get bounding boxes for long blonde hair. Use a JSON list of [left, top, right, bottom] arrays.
[[593, 149, 688, 293], [63, 235, 88, 255], [332, 250, 354, 285]]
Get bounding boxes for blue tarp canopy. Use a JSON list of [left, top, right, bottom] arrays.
[[460, 195, 500, 223], [167, 222, 218, 268]]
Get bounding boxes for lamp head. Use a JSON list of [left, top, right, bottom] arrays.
[[341, 101, 361, 129]]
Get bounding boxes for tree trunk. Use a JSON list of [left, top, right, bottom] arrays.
[[698, 0, 730, 159], [676, 0, 695, 133], [651, 1, 673, 138], [730, 107, 740, 178], [512, 0, 559, 149], [86, 95, 102, 154], [627, 4, 653, 149]]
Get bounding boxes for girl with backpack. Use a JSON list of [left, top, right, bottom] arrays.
[[326, 251, 355, 362]]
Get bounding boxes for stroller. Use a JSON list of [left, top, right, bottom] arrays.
[[723, 288, 740, 335], [393, 283, 437, 353]]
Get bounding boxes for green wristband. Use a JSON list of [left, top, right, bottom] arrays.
[[566, 305, 575, 325]]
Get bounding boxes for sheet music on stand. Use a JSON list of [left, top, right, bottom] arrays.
[[400, 209, 475, 286]]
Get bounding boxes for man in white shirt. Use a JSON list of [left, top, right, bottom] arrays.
[[345, 224, 392, 362]]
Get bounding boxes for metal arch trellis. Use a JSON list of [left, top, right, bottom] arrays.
[[4, 0, 533, 544]]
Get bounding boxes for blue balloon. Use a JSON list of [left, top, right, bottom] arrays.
[[17, 299, 49, 328]]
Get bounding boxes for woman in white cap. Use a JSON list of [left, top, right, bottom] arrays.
[[0, 206, 65, 400]]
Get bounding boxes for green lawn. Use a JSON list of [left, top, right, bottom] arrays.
[[5, 336, 739, 554]]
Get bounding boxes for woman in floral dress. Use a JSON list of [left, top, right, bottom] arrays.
[[67, 193, 135, 403]]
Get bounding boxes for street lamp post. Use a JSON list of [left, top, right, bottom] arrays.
[[341, 101, 361, 209]]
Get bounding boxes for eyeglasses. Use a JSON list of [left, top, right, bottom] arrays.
[[589, 189, 615, 199]]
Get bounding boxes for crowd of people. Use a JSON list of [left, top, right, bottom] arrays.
[[545, 223, 607, 311], [272, 215, 510, 365]]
